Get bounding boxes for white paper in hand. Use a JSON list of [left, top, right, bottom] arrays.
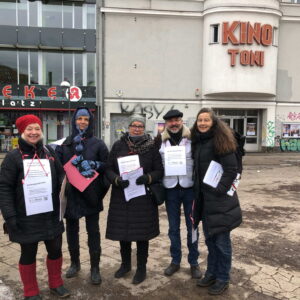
[[122, 167, 146, 201], [203, 160, 223, 188]]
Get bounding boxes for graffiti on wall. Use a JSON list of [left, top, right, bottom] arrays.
[[280, 138, 300, 152], [287, 112, 300, 121], [265, 121, 275, 147], [120, 103, 175, 119]]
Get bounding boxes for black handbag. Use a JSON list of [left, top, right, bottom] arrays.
[[149, 182, 166, 206]]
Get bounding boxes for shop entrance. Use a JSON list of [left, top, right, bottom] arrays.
[[215, 109, 260, 152]]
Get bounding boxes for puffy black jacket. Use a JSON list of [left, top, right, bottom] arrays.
[[0, 138, 64, 244], [105, 134, 164, 241], [193, 133, 242, 237], [55, 107, 109, 219]]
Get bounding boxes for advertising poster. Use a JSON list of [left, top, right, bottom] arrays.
[[246, 123, 256, 136]]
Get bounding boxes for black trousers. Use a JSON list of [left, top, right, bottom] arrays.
[[120, 240, 149, 266], [20, 235, 62, 265], [66, 213, 100, 260]]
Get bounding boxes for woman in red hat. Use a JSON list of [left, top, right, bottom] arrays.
[[0, 114, 70, 300]]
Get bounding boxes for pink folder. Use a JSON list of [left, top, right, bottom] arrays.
[[63, 155, 99, 192]]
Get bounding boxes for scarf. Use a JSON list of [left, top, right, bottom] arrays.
[[123, 133, 155, 155], [73, 128, 87, 155], [168, 127, 183, 145]]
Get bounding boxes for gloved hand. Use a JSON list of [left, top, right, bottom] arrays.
[[80, 169, 95, 178], [116, 177, 129, 189], [80, 160, 92, 171], [136, 174, 149, 185], [78, 160, 95, 178], [88, 160, 102, 170], [5, 217, 20, 233], [71, 155, 83, 166]]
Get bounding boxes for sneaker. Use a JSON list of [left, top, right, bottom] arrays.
[[164, 263, 180, 276], [190, 265, 202, 279], [208, 280, 229, 295], [197, 274, 216, 287], [50, 285, 71, 298]]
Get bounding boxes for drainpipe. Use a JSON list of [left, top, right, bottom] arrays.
[[96, 0, 105, 139]]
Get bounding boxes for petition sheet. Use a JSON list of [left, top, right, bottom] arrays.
[[203, 160, 223, 188], [118, 155, 140, 174], [164, 146, 187, 176], [122, 167, 146, 201], [23, 159, 53, 216]]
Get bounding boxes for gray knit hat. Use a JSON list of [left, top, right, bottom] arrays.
[[129, 114, 146, 126]]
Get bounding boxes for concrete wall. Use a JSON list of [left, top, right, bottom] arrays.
[[98, 0, 300, 150], [104, 14, 203, 100], [277, 21, 300, 103]]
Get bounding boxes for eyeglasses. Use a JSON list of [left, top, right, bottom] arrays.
[[129, 125, 145, 129]]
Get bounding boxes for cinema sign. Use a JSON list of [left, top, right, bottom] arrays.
[[222, 21, 274, 67]]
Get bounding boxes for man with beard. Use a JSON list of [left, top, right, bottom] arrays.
[[159, 109, 201, 279]]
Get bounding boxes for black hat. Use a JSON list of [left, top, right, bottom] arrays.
[[163, 109, 183, 120]]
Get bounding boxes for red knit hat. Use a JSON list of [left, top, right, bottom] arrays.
[[15, 115, 42, 134]]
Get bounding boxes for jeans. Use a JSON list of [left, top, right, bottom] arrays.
[[165, 187, 199, 266], [66, 213, 101, 257], [203, 223, 232, 282]]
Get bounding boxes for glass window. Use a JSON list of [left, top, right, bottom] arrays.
[[74, 3, 83, 29], [29, 51, 38, 84], [28, 0, 38, 27], [246, 137, 257, 144], [63, 2, 72, 28], [42, 1, 62, 28], [217, 109, 245, 116], [63, 52, 73, 85], [17, 0, 27, 26], [246, 110, 258, 116], [210, 24, 219, 43], [0, 1, 16, 26], [19, 50, 29, 84], [75, 53, 82, 86], [87, 4, 96, 29], [246, 118, 257, 137], [87, 53, 96, 86], [43, 52, 62, 85], [0, 50, 17, 84]]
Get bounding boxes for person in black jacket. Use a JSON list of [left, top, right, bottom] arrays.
[[55, 107, 109, 285], [0, 114, 70, 300], [106, 114, 164, 285], [191, 108, 242, 295]]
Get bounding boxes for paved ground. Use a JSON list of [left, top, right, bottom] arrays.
[[0, 153, 300, 300]]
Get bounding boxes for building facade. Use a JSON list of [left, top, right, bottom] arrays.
[[98, 0, 300, 151], [0, 0, 97, 151]]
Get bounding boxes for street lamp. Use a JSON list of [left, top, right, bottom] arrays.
[[60, 81, 71, 135]]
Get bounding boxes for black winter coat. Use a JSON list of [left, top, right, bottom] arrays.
[[55, 107, 109, 219], [105, 134, 164, 241], [193, 132, 242, 237], [0, 138, 64, 244]]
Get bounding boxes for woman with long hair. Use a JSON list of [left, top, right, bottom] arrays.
[[191, 108, 242, 295], [0, 114, 69, 300]]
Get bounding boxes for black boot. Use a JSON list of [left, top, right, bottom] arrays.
[[66, 249, 80, 278], [132, 241, 148, 285], [115, 241, 132, 278], [132, 265, 146, 285], [90, 251, 101, 285]]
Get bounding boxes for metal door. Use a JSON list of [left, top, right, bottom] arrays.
[[110, 113, 130, 146]]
